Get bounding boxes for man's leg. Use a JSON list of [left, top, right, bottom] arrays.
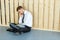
[[19, 26, 31, 33], [10, 23, 19, 30], [7, 23, 31, 33], [7, 23, 19, 32], [23, 27, 31, 33]]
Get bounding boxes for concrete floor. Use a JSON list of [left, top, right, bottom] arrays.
[[0, 26, 60, 40]]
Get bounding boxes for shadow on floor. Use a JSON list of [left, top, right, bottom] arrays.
[[0, 26, 60, 40]]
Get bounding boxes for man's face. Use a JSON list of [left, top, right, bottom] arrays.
[[18, 8, 24, 15]]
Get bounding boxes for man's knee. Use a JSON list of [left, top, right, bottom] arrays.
[[10, 23, 14, 26]]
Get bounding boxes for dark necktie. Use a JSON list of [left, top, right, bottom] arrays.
[[22, 13, 25, 23]]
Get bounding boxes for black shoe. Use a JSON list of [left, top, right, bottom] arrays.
[[7, 28, 12, 31], [7, 28, 19, 33], [7, 28, 15, 32]]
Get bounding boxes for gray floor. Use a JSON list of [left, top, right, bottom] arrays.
[[0, 26, 60, 40]]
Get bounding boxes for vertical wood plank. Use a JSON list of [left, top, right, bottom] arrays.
[[39, 0, 44, 29], [0, 10, 1, 25], [48, 0, 54, 30], [29, 0, 33, 14], [1, 0, 5, 25], [10, 0, 14, 23], [19, 0, 23, 6], [29, 0, 34, 27], [18, 0, 23, 18], [5, 0, 9, 25], [24, 0, 29, 10], [0, 0, 1, 25], [59, 9, 60, 30], [54, 0, 60, 30], [14, 0, 18, 24], [34, 0, 39, 28], [0, 3, 1, 25], [44, 0, 49, 29], [59, 0, 60, 30]]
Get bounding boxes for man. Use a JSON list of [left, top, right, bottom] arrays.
[[7, 6, 33, 33]]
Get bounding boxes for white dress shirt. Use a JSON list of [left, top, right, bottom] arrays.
[[19, 10, 33, 27]]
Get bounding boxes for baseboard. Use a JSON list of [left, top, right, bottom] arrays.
[[32, 28, 60, 32]]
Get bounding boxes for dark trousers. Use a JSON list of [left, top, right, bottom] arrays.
[[10, 23, 31, 33]]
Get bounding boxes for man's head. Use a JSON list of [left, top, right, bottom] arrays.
[[17, 6, 24, 15]]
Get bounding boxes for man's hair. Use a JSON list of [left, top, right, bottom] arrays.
[[16, 6, 23, 11]]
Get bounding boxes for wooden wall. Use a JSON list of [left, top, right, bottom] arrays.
[[0, 0, 60, 31]]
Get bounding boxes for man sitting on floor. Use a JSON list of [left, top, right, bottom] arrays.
[[7, 6, 33, 33]]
